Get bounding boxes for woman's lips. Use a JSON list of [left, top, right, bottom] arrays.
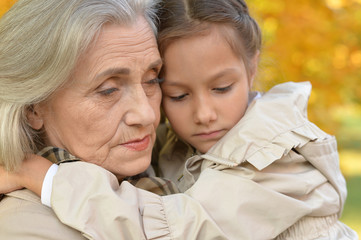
[[120, 135, 150, 151]]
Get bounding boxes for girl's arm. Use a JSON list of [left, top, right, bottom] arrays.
[[49, 160, 308, 240], [0, 155, 51, 196], [0, 157, 228, 240], [50, 161, 228, 239]]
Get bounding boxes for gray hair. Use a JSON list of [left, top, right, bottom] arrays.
[[0, 0, 160, 171]]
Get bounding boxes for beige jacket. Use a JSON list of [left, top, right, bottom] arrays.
[[0, 189, 87, 239], [155, 81, 358, 239], [7, 82, 356, 239]]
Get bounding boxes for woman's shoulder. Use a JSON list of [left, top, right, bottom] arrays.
[[0, 189, 44, 215], [0, 189, 86, 239]]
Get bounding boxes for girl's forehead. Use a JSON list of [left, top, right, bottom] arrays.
[[162, 29, 248, 83]]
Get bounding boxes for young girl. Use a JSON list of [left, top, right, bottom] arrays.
[[1, 0, 357, 239], [151, 1, 357, 239]]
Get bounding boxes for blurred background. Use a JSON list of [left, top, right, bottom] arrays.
[[1, 0, 360, 236], [248, 0, 361, 235]]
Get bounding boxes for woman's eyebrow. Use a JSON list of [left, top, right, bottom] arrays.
[[94, 67, 130, 81], [94, 59, 162, 81], [148, 59, 163, 71]]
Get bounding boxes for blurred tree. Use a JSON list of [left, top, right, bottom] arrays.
[[0, 0, 16, 18], [248, 0, 361, 149]]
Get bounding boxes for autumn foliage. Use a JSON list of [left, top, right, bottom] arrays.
[[248, 0, 361, 150], [0, 0, 16, 18]]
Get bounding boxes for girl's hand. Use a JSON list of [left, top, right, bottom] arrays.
[[0, 154, 52, 196], [0, 165, 23, 194]]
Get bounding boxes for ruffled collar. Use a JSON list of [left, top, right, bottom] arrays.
[[201, 81, 329, 170]]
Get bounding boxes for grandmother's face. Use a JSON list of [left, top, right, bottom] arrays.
[[32, 18, 162, 179]]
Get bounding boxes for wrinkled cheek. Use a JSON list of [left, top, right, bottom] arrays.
[[161, 102, 174, 120], [66, 120, 114, 162], [79, 107, 117, 141], [152, 92, 162, 127], [154, 109, 161, 128]]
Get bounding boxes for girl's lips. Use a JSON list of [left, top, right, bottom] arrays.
[[194, 130, 223, 139], [120, 135, 150, 151]]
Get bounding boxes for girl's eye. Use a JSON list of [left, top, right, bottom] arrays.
[[213, 84, 232, 93], [170, 93, 188, 101], [98, 88, 119, 96]]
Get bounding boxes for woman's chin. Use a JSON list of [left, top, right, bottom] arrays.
[[105, 155, 152, 180]]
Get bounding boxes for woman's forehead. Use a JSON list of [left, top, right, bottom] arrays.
[[74, 20, 160, 81]]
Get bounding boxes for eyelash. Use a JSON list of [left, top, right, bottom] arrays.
[[170, 93, 188, 101], [146, 77, 164, 85], [98, 77, 163, 97], [213, 85, 232, 92], [98, 88, 119, 96], [168, 84, 232, 102]]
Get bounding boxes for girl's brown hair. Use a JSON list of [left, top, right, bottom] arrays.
[[157, 0, 262, 77]]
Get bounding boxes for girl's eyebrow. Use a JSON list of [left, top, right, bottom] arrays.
[[208, 68, 239, 82], [163, 67, 239, 87]]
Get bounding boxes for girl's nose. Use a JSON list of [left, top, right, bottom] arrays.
[[193, 96, 217, 125]]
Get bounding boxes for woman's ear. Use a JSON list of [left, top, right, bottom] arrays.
[[249, 50, 260, 89], [27, 105, 44, 130]]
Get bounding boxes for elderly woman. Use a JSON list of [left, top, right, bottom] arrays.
[[0, 0, 229, 239]]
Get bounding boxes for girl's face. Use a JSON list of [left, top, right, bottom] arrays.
[[161, 26, 257, 153]]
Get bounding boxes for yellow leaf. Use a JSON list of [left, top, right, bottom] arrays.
[[0, 0, 17, 18]]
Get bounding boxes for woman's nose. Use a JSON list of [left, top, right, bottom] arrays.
[[124, 85, 157, 127]]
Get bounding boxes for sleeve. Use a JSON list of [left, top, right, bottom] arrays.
[[50, 162, 311, 240], [185, 144, 350, 239], [41, 163, 58, 207], [186, 164, 357, 240], [49, 159, 348, 240], [183, 167, 313, 239], [51, 162, 227, 240]]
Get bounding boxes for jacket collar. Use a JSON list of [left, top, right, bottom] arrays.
[[37, 147, 80, 164], [201, 81, 328, 170]]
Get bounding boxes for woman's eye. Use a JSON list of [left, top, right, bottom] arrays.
[[143, 78, 163, 96], [170, 93, 188, 101], [147, 77, 164, 85], [213, 84, 232, 93], [98, 88, 119, 96]]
